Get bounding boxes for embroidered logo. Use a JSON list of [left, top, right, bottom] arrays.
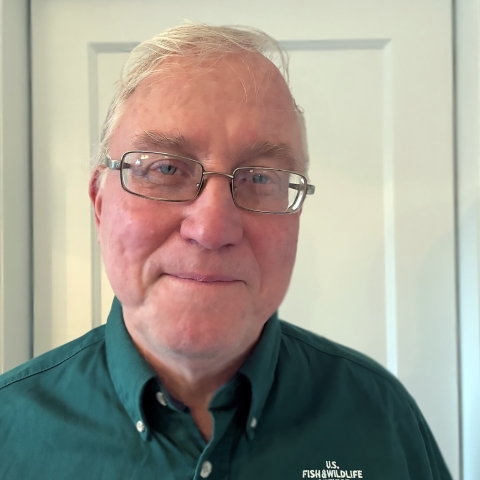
[[302, 461, 364, 478]]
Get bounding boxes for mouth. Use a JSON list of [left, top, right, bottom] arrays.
[[166, 273, 241, 284]]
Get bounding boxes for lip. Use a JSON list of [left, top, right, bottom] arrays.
[[166, 273, 241, 283]]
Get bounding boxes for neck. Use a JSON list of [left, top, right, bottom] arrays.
[[143, 347, 253, 407], [126, 326, 259, 441]]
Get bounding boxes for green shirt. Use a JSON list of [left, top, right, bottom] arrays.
[[0, 298, 451, 480]]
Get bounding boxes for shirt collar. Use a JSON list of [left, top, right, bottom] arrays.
[[105, 297, 156, 441]]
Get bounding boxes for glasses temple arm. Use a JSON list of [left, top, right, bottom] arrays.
[[104, 158, 131, 170], [288, 183, 316, 195]]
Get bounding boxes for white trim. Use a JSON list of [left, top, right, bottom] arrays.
[[87, 42, 139, 328], [0, 0, 31, 372], [381, 40, 398, 376], [280, 38, 389, 51], [454, 0, 480, 478]]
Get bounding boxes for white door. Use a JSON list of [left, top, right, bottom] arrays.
[[31, 0, 458, 477]]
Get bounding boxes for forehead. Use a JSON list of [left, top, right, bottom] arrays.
[[137, 52, 294, 108], [111, 52, 303, 167]]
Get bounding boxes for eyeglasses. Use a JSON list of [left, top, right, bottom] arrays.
[[104, 151, 315, 214]]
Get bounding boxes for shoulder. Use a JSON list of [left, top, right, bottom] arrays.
[[278, 320, 415, 407], [0, 325, 106, 392], [271, 321, 451, 478]]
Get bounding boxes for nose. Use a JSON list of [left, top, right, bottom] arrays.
[[180, 174, 243, 250]]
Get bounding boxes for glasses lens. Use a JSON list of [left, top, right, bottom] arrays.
[[121, 152, 202, 201], [233, 168, 306, 213]]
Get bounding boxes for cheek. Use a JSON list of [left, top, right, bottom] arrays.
[[100, 203, 153, 260], [98, 195, 179, 296], [254, 215, 299, 291]]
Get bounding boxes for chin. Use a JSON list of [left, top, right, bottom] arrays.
[[125, 288, 270, 361]]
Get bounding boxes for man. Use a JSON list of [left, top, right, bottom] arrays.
[[0, 23, 451, 479]]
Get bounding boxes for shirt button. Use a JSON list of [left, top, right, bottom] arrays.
[[136, 420, 145, 433], [200, 460, 213, 478], [156, 391, 167, 406], [250, 417, 258, 429]]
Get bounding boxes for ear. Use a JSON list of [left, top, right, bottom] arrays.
[[89, 168, 104, 229]]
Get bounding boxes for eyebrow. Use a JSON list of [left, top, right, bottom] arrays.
[[131, 131, 301, 170], [131, 131, 191, 152], [237, 141, 301, 170]]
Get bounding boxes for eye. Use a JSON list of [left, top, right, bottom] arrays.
[[158, 164, 177, 175], [251, 173, 269, 184]]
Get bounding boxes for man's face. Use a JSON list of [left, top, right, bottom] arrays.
[[91, 53, 304, 362]]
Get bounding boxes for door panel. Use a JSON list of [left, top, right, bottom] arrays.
[[31, 1, 458, 476]]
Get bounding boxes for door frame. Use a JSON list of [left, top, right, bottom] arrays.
[[0, 0, 478, 477], [454, 1, 480, 478], [0, 0, 32, 373]]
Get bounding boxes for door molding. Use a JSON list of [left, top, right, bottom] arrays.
[[0, 0, 32, 372], [454, 0, 480, 478]]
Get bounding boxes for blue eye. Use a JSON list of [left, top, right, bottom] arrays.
[[159, 165, 177, 175], [252, 174, 269, 184]]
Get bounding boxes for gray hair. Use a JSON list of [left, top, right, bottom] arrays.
[[95, 22, 308, 173]]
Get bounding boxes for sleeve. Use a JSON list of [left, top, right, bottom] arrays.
[[413, 406, 454, 480]]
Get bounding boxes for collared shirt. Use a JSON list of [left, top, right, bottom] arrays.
[[0, 298, 452, 480]]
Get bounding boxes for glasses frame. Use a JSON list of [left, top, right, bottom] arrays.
[[104, 150, 315, 214]]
